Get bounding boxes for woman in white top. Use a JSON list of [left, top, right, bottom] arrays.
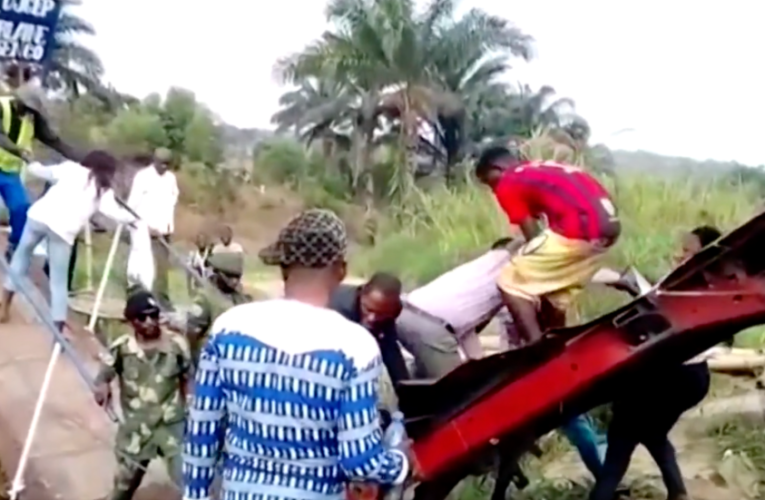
[[0, 151, 137, 330]]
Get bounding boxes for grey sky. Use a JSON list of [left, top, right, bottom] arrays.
[[79, 1, 764, 164]]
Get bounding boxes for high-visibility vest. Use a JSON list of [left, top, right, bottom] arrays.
[[0, 97, 34, 173]]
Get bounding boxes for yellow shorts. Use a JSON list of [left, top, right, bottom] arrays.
[[497, 229, 609, 310]]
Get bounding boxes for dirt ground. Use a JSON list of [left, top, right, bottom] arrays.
[[174, 184, 307, 246], [539, 382, 764, 500]]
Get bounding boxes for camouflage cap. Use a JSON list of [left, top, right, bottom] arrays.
[[259, 209, 347, 268], [208, 251, 244, 276], [14, 83, 48, 118]]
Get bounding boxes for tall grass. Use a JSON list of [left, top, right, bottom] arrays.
[[355, 175, 758, 316]]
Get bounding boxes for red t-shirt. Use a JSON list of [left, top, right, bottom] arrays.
[[493, 161, 620, 242]]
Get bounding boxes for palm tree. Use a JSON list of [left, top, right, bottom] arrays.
[[43, 0, 106, 102], [461, 84, 590, 155], [274, 0, 418, 205], [270, 78, 355, 149], [274, 0, 536, 193], [425, 0, 533, 176]]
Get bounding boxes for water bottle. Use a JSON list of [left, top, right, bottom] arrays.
[[383, 411, 408, 500]]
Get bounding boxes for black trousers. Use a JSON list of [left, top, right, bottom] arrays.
[[589, 362, 710, 500]]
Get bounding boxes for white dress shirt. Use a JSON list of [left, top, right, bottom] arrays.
[[127, 166, 179, 234], [405, 249, 511, 337], [26, 162, 136, 244]]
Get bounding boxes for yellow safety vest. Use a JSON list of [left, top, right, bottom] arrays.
[[0, 97, 34, 173]]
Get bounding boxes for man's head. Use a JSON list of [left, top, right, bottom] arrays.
[[4, 64, 32, 89], [359, 272, 402, 331], [153, 147, 173, 174], [220, 225, 233, 245], [194, 231, 210, 250], [475, 144, 523, 188], [259, 208, 348, 290], [208, 252, 244, 292], [123, 290, 162, 340], [677, 225, 722, 264]]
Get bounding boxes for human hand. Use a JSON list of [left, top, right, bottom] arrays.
[[347, 482, 378, 500], [403, 440, 422, 480], [93, 382, 112, 407]]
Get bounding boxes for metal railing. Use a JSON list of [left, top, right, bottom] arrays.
[[0, 241, 117, 500], [6, 198, 246, 499]]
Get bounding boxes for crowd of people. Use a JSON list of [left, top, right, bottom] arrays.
[[0, 76, 724, 500]]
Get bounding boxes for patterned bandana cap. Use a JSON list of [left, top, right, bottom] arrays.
[[259, 209, 347, 268]]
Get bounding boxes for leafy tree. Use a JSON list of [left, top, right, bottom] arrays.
[[44, 0, 106, 101], [185, 108, 224, 167], [104, 107, 167, 156]]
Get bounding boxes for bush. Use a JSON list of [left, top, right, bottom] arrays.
[[253, 139, 351, 211]]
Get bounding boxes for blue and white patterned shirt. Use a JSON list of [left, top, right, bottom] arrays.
[[183, 299, 408, 500]]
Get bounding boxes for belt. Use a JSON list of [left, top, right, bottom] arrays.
[[403, 302, 455, 334]]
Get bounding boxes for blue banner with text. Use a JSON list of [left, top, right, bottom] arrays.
[[0, 0, 62, 64]]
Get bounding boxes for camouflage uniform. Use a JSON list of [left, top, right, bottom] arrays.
[[165, 252, 252, 367], [96, 330, 191, 500]]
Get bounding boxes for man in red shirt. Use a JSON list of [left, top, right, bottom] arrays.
[[475, 145, 621, 344]]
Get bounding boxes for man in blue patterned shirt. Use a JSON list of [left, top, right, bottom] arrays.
[[183, 209, 409, 500]]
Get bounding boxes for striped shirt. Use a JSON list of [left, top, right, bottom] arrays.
[[494, 161, 620, 242], [183, 300, 408, 500], [405, 249, 511, 337]]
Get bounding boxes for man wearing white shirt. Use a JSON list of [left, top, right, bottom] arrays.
[[126, 148, 179, 308]]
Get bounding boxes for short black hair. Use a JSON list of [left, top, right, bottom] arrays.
[[475, 146, 512, 177], [364, 272, 402, 296], [491, 237, 514, 250], [690, 225, 722, 248]]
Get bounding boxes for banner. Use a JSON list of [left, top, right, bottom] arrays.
[[0, 0, 62, 64]]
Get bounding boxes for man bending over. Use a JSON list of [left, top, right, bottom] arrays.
[[476, 146, 621, 343]]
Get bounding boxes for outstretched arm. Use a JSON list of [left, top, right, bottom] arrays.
[[494, 180, 539, 240], [592, 267, 650, 297], [34, 116, 82, 162], [98, 190, 139, 225]]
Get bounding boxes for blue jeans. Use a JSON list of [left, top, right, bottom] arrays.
[[4, 219, 72, 322], [0, 170, 29, 249], [561, 414, 606, 479]]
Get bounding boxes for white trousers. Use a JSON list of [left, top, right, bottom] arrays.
[[127, 222, 154, 291]]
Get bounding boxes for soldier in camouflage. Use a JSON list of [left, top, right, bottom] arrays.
[[93, 290, 191, 500], [165, 251, 252, 367]]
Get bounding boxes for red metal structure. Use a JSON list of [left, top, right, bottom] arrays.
[[395, 211, 765, 500]]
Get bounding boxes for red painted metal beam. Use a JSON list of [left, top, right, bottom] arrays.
[[412, 284, 765, 479]]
